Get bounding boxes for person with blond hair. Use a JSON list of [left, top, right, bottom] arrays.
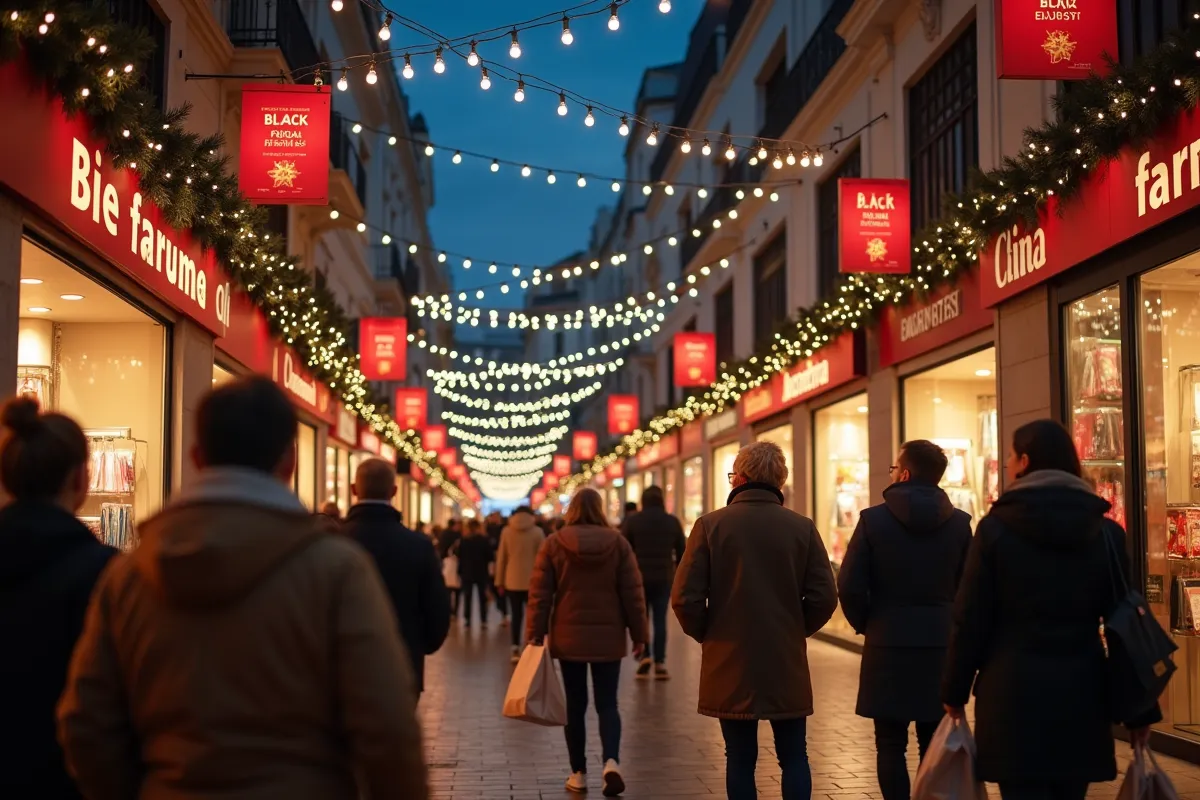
[[673, 440, 838, 800], [527, 488, 649, 796]]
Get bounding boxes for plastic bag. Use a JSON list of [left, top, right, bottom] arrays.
[[442, 555, 460, 589], [503, 643, 567, 726], [1117, 743, 1180, 800], [912, 716, 987, 800]]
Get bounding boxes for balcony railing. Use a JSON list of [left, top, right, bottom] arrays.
[[223, 0, 322, 81], [330, 112, 368, 207], [759, 0, 854, 140]]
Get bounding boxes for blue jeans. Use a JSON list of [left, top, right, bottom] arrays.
[[560, 660, 621, 773], [645, 582, 671, 664], [719, 718, 811, 800]]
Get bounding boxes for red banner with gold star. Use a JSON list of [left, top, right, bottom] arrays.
[[238, 84, 331, 205]]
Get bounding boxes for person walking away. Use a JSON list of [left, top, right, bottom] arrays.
[[487, 511, 509, 627], [836, 440, 972, 800], [58, 376, 428, 800], [343, 457, 451, 695], [622, 485, 687, 680], [673, 441, 838, 800], [527, 488, 649, 796], [0, 398, 117, 800], [943, 419, 1160, 800], [495, 506, 545, 662], [437, 518, 461, 559], [622, 501, 638, 525], [457, 518, 493, 628]]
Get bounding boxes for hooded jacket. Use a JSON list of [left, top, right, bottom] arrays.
[[494, 511, 545, 591], [621, 499, 687, 587], [0, 502, 116, 800], [942, 469, 1159, 783], [526, 523, 649, 661], [836, 481, 972, 721], [57, 468, 428, 800]]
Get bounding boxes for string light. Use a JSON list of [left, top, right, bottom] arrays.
[[561, 15, 574, 45], [337, 68, 348, 91], [619, 116, 630, 136], [402, 54, 413, 80], [547, 171, 557, 184], [646, 124, 659, 146], [577, 174, 587, 187], [612, 181, 621, 192], [365, 61, 378, 84], [378, 13, 392, 41], [433, 47, 446, 74], [514, 80, 526, 102], [490, 159, 499, 172], [702, 138, 712, 156], [659, 0, 671, 10], [480, 67, 491, 90], [557, 92, 568, 116], [467, 41, 480, 67], [725, 139, 736, 160], [521, 164, 532, 177], [681, 137, 692, 154], [608, 3, 620, 30], [452, 151, 463, 164], [330, 0, 343, 10], [813, 151, 825, 167], [585, 106, 595, 127], [800, 150, 811, 167], [509, 30, 522, 59]]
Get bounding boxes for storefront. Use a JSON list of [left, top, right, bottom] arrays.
[[674, 421, 704, 523], [812, 394, 870, 566], [705, 409, 741, 514], [325, 407, 358, 516], [604, 461, 625, 522], [632, 432, 678, 512]]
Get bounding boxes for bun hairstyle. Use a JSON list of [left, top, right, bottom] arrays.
[[0, 397, 89, 502]]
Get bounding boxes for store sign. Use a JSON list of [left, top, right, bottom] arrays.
[[606, 461, 625, 480], [673, 333, 717, 386], [838, 178, 911, 274], [394, 388, 428, 429], [333, 407, 357, 447], [636, 433, 679, 470], [531, 488, 547, 508], [704, 409, 739, 441], [995, 0, 1117, 80], [740, 334, 863, 425], [0, 61, 231, 336], [553, 454, 572, 476], [573, 431, 598, 461], [271, 347, 335, 424], [358, 428, 381, 455], [681, 421, 705, 456], [544, 471, 560, 490], [380, 443, 396, 463], [980, 104, 1200, 306], [238, 84, 331, 205], [358, 317, 407, 381], [879, 270, 994, 366], [449, 464, 466, 480], [608, 395, 639, 435], [410, 462, 425, 483], [437, 449, 457, 470], [422, 425, 447, 452]]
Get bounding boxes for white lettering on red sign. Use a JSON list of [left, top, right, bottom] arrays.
[[282, 352, 317, 405], [900, 290, 963, 342], [1135, 143, 1200, 218], [781, 360, 830, 404], [991, 226, 1047, 290]]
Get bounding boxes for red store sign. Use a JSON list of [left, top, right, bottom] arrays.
[[673, 333, 717, 386], [394, 388, 428, 430], [608, 395, 639, 435], [606, 461, 625, 480], [839, 178, 911, 274], [437, 449, 457, 470], [573, 431, 598, 461], [553, 454, 572, 476], [422, 425, 447, 452], [358, 428, 382, 455], [681, 421, 705, 457], [878, 270, 994, 367], [332, 407, 357, 447], [358, 317, 407, 381], [636, 433, 679, 470], [995, 0, 1117, 80], [238, 84, 331, 205], [740, 333, 863, 425]]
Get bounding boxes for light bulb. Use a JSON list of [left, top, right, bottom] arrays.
[[725, 143, 736, 160], [378, 13, 392, 40], [467, 41, 480, 67], [402, 54, 414, 79], [681, 137, 692, 154], [773, 153, 783, 169], [757, 142, 768, 160], [646, 124, 659, 146], [619, 116, 630, 136], [608, 3, 620, 30], [698, 188, 708, 198], [585, 107, 595, 127], [521, 164, 532, 177], [509, 30, 522, 58], [331, 0, 342, 10], [561, 16, 574, 45], [642, 185, 652, 196], [577, 175, 587, 188], [664, 184, 675, 195], [800, 151, 811, 168], [480, 68, 491, 90], [786, 149, 796, 166], [452, 151, 462, 164], [557, 93, 568, 116], [659, 0, 671, 10], [366, 63, 378, 84], [433, 47, 446, 74], [547, 172, 557, 184], [514, 80, 526, 102], [490, 159, 499, 173], [356, 222, 367, 232], [813, 151, 824, 167], [337, 68, 348, 91], [612, 181, 621, 192], [424, 144, 434, 156], [701, 138, 712, 156]]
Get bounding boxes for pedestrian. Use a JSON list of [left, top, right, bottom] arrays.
[[836, 440, 972, 800], [57, 376, 428, 800], [673, 441, 838, 800], [320, 499, 341, 519], [495, 505, 545, 662], [622, 485, 686, 680], [527, 488, 649, 797], [414, 520, 426, 539], [437, 517, 461, 559], [315, 500, 342, 535], [343, 457, 451, 695], [487, 511, 509, 627], [0, 397, 117, 800], [622, 500, 638, 525], [943, 419, 1160, 800], [457, 518, 494, 628]]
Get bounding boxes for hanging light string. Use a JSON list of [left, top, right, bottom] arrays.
[[460, 440, 562, 460], [449, 425, 570, 448], [429, 356, 626, 390]]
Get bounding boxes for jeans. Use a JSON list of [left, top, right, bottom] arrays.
[[494, 584, 508, 618], [873, 719, 940, 800], [645, 582, 671, 664], [560, 660, 622, 773], [507, 590, 529, 647], [719, 718, 811, 800], [449, 588, 460, 616], [461, 580, 488, 625], [999, 784, 1089, 800]]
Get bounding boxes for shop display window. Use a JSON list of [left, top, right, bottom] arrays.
[[338, 448, 351, 513], [18, 238, 167, 551], [325, 445, 339, 514], [408, 482, 420, 525], [682, 456, 703, 533], [626, 474, 643, 508], [212, 364, 235, 387], [712, 442, 740, 512], [295, 422, 316, 510], [902, 348, 999, 526], [420, 489, 433, 524], [663, 465, 677, 517], [813, 395, 869, 567], [606, 485, 623, 524], [756, 424, 795, 509]]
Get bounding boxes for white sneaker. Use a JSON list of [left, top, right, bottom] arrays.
[[601, 759, 625, 797], [565, 771, 588, 793]]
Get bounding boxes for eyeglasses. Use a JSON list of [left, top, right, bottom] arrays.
[[727, 472, 737, 485], [889, 465, 899, 472]]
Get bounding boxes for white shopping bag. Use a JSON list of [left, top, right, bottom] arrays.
[[442, 555, 460, 589], [912, 716, 987, 800], [503, 643, 567, 726]]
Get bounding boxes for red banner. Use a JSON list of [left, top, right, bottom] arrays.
[[437, 449, 457, 470], [238, 84, 331, 205], [531, 488, 547, 507], [410, 462, 425, 483], [740, 333, 864, 425], [422, 425, 447, 452], [878, 270, 994, 367], [449, 464, 466, 480], [394, 388, 428, 430], [544, 471, 560, 490], [606, 461, 625, 480], [608, 395, 639, 435], [635, 433, 680, 470], [995, 0, 1117, 80], [839, 178, 910, 274], [359, 317, 407, 381], [673, 332, 717, 386], [681, 422, 705, 457], [358, 428, 381, 455], [553, 454, 572, 476], [573, 431, 598, 461]]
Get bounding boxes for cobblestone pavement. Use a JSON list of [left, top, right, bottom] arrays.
[[419, 610, 1200, 799]]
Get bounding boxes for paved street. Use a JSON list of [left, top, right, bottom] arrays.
[[419, 610, 1200, 800]]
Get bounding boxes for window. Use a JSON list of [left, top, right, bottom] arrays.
[[109, 0, 166, 109], [909, 23, 979, 233], [715, 282, 734, 365], [1117, 0, 1200, 63], [816, 147, 862, 299], [753, 231, 788, 351]]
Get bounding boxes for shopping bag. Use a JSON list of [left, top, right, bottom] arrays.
[[442, 555, 460, 589], [1117, 743, 1180, 800], [912, 716, 987, 800], [503, 643, 567, 726]]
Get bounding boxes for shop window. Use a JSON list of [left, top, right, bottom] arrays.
[[756, 424, 795, 509], [606, 485, 623, 524], [664, 464, 677, 517], [682, 456, 704, 533], [816, 147, 862, 299], [1117, 0, 1200, 65], [813, 394, 869, 567], [712, 441, 740, 512], [339, 447, 351, 514], [908, 23, 979, 233], [420, 489, 433, 524], [715, 282, 735, 366], [627, 475, 643, 508], [753, 231, 789, 351], [295, 422, 317, 510], [212, 364, 236, 386], [17, 237, 168, 551], [325, 445, 340, 515], [902, 348, 999, 527]]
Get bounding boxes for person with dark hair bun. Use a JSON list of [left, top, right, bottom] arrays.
[[0, 397, 117, 800]]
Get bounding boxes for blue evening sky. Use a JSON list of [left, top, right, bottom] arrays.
[[399, 1, 697, 312]]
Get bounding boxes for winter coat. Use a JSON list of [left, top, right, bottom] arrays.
[[57, 467, 428, 800], [942, 469, 1162, 784], [672, 483, 838, 720], [495, 511, 545, 591], [456, 534, 493, 584], [836, 481, 972, 722], [622, 503, 687, 587], [0, 502, 117, 800], [436, 527, 460, 559], [527, 523, 649, 662], [343, 502, 451, 692]]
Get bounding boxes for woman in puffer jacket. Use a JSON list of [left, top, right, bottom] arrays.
[[495, 506, 545, 662]]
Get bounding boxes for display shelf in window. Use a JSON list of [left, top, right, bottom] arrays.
[[82, 428, 144, 552]]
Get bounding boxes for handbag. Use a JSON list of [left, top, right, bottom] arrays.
[[502, 642, 568, 726], [1101, 524, 1177, 723], [1116, 742, 1180, 800], [911, 716, 987, 800]]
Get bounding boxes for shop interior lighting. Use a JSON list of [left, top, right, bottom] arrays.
[[60, 294, 84, 301]]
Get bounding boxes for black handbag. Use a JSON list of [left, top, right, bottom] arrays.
[[1101, 524, 1178, 723]]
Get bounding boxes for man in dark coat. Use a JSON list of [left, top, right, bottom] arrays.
[[343, 458, 451, 694], [836, 439, 972, 800], [622, 485, 687, 679]]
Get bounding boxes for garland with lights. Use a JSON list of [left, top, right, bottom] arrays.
[[558, 27, 1200, 495], [0, 4, 467, 502]]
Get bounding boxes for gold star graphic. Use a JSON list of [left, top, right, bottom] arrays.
[[267, 160, 301, 188], [866, 237, 888, 263], [1042, 30, 1077, 64]]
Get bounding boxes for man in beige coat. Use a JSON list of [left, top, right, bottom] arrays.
[[58, 376, 427, 800]]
